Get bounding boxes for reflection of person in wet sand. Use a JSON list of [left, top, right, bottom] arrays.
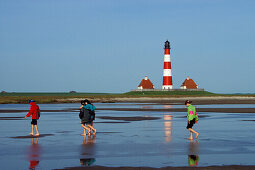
[[82, 134, 96, 145], [80, 158, 96, 166], [24, 100, 40, 136], [188, 140, 199, 166], [188, 155, 199, 166], [185, 100, 199, 140], [28, 137, 40, 170], [80, 135, 96, 166], [80, 100, 96, 136]]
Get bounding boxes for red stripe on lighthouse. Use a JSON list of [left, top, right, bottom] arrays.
[[163, 76, 172, 85], [164, 62, 171, 69], [165, 49, 170, 55]]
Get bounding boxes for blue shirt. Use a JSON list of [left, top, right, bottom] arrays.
[[83, 104, 95, 111]]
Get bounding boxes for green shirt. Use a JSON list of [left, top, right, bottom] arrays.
[[187, 104, 198, 121]]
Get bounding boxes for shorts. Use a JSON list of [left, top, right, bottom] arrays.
[[186, 118, 196, 129], [82, 121, 93, 125], [31, 119, 37, 125], [81, 121, 89, 125], [189, 155, 198, 161], [81, 121, 86, 125]]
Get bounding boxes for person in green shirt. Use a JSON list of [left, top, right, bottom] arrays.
[[185, 100, 199, 140]]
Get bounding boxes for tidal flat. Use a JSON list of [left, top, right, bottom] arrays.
[[1, 103, 255, 170]]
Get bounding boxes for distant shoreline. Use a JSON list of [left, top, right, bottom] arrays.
[[70, 96, 255, 104], [0, 96, 255, 104]]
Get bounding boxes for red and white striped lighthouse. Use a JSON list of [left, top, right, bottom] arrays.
[[162, 40, 173, 89]]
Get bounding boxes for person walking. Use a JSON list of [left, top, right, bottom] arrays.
[[80, 99, 96, 135], [24, 100, 40, 136], [185, 100, 199, 140], [80, 100, 91, 136]]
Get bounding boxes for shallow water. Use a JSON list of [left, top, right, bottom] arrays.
[[0, 103, 255, 170], [2, 103, 255, 110]]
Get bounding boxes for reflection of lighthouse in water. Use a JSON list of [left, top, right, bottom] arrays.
[[163, 114, 173, 142], [162, 40, 173, 89]]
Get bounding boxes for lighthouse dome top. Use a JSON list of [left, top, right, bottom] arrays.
[[164, 40, 170, 49]]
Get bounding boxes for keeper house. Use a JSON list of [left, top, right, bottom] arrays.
[[180, 76, 198, 89], [138, 76, 154, 90]]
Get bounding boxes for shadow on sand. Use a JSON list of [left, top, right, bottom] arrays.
[[10, 134, 54, 138]]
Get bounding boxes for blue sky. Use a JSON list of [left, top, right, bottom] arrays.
[[0, 0, 254, 93]]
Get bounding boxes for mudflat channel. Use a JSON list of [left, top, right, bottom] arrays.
[[0, 103, 255, 170]]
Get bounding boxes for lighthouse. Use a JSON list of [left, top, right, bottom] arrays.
[[162, 40, 173, 89]]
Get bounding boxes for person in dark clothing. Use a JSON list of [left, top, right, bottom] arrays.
[[81, 99, 96, 135], [80, 100, 93, 136], [24, 100, 40, 136]]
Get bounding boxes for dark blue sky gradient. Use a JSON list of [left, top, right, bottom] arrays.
[[0, 0, 254, 93]]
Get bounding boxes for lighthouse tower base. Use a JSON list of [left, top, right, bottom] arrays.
[[162, 85, 173, 90]]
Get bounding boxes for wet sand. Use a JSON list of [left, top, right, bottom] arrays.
[[58, 165, 255, 170], [97, 116, 160, 121], [1, 97, 255, 114], [1, 107, 255, 114], [96, 121, 131, 124], [96, 108, 255, 113], [10, 134, 54, 138], [0, 116, 24, 120], [1, 103, 255, 169], [0, 108, 75, 113]]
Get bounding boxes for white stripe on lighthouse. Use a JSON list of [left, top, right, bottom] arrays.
[[163, 69, 172, 76], [162, 85, 173, 89], [164, 55, 171, 62]]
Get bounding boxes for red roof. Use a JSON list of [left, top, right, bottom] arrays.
[[181, 77, 198, 89], [138, 77, 154, 89]]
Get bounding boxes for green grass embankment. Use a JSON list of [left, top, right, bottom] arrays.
[[0, 92, 115, 97], [0, 92, 121, 104], [0, 91, 254, 104]]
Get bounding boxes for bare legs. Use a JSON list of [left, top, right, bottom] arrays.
[[34, 125, 39, 136], [30, 125, 39, 136], [87, 124, 96, 135], [188, 128, 199, 140], [81, 124, 90, 136], [81, 122, 96, 136], [30, 125, 34, 135]]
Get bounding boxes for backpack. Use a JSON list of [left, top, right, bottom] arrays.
[[87, 110, 94, 120], [89, 104, 96, 121], [79, 108, 85, 119], [35, 105, 40, 120]]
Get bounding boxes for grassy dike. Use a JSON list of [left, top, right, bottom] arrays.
[[0, 92, 120, 104], [1, 91, 254, 104]]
